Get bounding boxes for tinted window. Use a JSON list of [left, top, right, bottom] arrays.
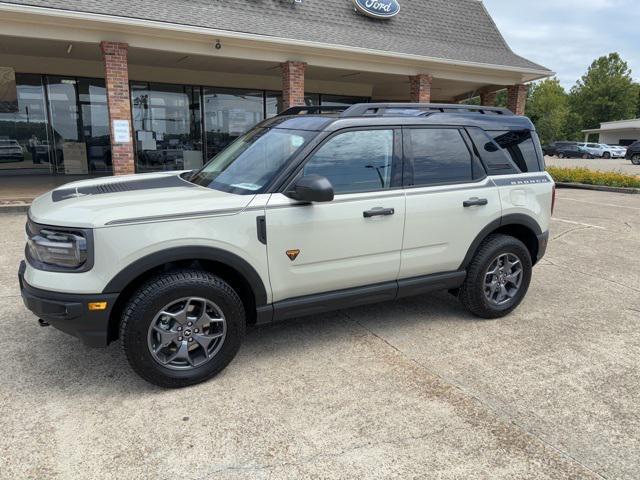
[[406, 128, 475, 186], [466, 127, 518, 175], [303, 130, 394, 194], [488, 130, 541, 172]]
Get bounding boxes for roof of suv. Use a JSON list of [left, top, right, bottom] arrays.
[[261, 103, 535, 132]]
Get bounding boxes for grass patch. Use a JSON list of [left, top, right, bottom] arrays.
[[546, 166, 640, 189]]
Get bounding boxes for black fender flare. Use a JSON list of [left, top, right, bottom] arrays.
[[459, 214, 543, 269], [102, 246, 268, 306]]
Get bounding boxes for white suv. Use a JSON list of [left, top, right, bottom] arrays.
[[19, 103, 554, 387], [579, 143, 626, 159]]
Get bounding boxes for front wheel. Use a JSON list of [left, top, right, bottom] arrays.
[[459, 234, 532, 319], [631, 154, 640, 165], [120, 269, 246, 388], [603, 152, 611, 159]]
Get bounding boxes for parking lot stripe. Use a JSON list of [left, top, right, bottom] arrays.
[[558, 197, 640, 211], [551, 218, 606, 230]]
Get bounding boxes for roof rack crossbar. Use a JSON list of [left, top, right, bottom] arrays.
[[340, 103, 513, 117], [279, 105, 349, 116]]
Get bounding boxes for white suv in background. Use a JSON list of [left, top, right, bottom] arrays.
[[19, 103, 555, 388], [579, 143, 626, 158]]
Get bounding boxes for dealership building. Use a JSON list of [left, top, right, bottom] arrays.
[[0, 0, 551, 186]]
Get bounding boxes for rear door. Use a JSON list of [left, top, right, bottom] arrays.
[[399, 127, 501, 279]]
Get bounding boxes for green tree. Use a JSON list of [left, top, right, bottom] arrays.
[[526, 78, 569, 144], [569, 53, 638, 129]]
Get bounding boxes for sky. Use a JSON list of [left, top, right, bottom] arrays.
[[482, 0, 640, 90]]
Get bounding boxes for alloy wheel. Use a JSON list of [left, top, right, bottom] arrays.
[[483, 253, 523, 306], [147, 297, 227, 370]]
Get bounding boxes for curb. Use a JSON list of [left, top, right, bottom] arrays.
[[0, 203, 30, 214], [555, 182, 640, 195]]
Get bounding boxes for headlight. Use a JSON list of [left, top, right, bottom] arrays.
[[25, 219, 93, 272]]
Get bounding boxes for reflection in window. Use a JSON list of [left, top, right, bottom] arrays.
[[488, 130, 540, 173], [0, 73, 51, 173], [132, 83, 202, 172], [406, 129, 473, 186], [304, 130, 394, 194], [203, 88, 263, 160]]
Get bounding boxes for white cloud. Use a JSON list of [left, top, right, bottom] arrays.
[[482, 0, 640, 89]]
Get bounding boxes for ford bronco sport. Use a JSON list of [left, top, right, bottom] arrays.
[[19, 103, 554, 388]]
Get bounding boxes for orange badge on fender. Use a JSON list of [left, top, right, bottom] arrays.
[[286, 249, 300, 261]]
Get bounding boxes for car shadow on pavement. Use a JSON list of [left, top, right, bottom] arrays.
[[18, 291, 474, 393]]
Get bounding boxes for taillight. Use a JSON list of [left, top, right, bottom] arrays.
[[551, 184, 556, 216]]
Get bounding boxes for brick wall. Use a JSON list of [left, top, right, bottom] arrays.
[[281, 61, 307, 110], [507, 84, 528, 116], [480, 91, 497, 107], [409, 74, 432, 103], [101, 41, 135, 176]]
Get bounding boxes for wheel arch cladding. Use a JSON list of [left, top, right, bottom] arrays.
[[103, 247, 268, 343], [460, 214, 543, 270]]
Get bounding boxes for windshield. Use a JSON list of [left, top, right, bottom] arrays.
[[189, 127, 317, 194]]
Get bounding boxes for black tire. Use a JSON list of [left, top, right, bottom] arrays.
[[632, 154, 640, 165], [558, 152, 565, 159], [603, 152, 611, 159], [459, 234, 532, 319], [120, 269, 246, 388]]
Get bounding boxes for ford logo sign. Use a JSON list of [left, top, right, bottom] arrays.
[[352, 0, 400, 19]]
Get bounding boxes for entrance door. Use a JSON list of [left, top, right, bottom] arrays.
[[266, 128, 405, 303]]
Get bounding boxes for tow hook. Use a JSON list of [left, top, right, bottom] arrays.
[[38, 319, 50, 327]]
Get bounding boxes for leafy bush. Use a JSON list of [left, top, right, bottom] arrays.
[[546, 166, 640, 188]]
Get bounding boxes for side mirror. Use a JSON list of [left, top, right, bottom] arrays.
[[285, 174, 334, 203]]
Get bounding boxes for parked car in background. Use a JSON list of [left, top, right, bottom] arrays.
[[625, 141, 640, 165], [556, 144, 589, 159], [543, 141, 579, 157], [578, 143, 625, 159], [0, 139, 25, 162]]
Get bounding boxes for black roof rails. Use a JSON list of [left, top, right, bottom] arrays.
[[279, 105, 349, 116], [341, 103, 513, 117]]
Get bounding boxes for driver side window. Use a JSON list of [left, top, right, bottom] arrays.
[[303, 129, 394, 194]]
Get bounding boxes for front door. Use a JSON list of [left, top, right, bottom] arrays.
[[266, 128, 405, 303]]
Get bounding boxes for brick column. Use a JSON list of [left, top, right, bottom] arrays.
[[409, 74, 432, 103], [281, 61, 307, 110], [480, 91, 497, 107], [507, 84, 528, 115], [101, 41, 135, 176]]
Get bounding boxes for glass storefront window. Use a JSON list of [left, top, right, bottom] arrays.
[[78, 78, 111, 173], [265, 91, 283, 119], [320, 94, 369, 107], [203, 88, 264, 160], [131, 83, 202, 172], [0, 74, 52, 174]]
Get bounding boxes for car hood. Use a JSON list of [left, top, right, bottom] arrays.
[[29, 171, 256, 228]]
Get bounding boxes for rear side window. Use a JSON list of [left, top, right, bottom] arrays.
[[487, 130, 541, 172], [466, 127, 519, 175], [404, 128, 482, 186]]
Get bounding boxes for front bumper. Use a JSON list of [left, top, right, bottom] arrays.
[[18, 261, 118, 347]]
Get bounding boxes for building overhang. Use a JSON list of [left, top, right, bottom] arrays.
[[0, 1, 553, 86]]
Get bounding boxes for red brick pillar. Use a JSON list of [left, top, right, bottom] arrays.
[[480, 91, 497, 107], [507, 84, 528, 115], [409, 74, 432, 103], [101, 41, 135, 176], [281, 61, 307, 110]]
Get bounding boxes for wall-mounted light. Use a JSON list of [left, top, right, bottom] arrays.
[[66, 44, 73, 55], [214, 39, 222, 50]]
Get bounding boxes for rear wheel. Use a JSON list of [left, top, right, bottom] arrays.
[[631, 154, 640, 165], [459, 234, 532, 319], [120, 269, 245, 388], [603, 152, 611, 159], [558, 152, 565, 159]]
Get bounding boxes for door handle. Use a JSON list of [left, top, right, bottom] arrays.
[[363, 207, 395, 218], [463, 198, 488, 207]]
